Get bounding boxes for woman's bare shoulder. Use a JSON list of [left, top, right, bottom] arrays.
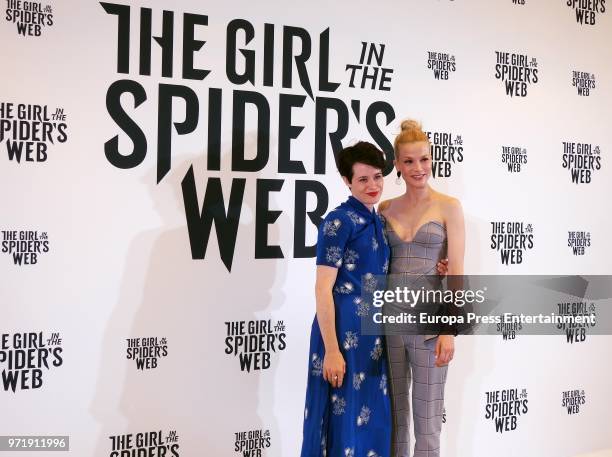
[[433, 191, 463, 222], [378, 197, 396, 214], [433, 190, 462, 207]]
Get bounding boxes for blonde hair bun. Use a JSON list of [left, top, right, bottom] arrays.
[[400, 119, 422, 132], [394, 118, 429, 153]]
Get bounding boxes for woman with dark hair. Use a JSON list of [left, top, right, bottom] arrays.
[[300, 141, 391, 457]]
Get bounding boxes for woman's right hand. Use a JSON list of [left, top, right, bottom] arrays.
[[323, 350, 346, 388]]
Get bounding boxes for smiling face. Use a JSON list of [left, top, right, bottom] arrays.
[[343, 162, 384, 208], [395, 141, 432, 188]]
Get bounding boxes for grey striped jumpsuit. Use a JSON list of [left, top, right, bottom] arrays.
[[384, 220, 448, 457]]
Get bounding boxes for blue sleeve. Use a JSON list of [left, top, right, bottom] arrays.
[[316, 211, 353, 268]]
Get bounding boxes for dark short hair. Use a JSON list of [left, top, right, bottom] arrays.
[[336, 141, 386, 181]]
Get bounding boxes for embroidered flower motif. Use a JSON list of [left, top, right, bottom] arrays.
[[357, 406, 371, 426], [323, 218, 342, 237], [311, 353, 323, 376], [379, 374, 388, 396], [343, 249, 359, 271], [325, 246, 343, 267], [353, 372, 366, 390], [354, 297, 371, 317], [367, 451, 380, 457], [344, 448, 355, 457], [370, 338, 383, 360], [346, 211, 366, 225], [372, 236, 379, 251], [331, 394, 346, 415], [343, 331, 359, 350], [362, 273, 378, 293], [334, 282, 354, 294], [382, 259, 389, 274]]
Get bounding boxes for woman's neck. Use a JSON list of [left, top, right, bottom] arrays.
[[403, 185, 433, 206], [350, 195, 374, 212]]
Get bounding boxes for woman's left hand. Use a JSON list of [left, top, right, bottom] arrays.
[[434, 335, 454, 367], [436, 258, 449, 276]]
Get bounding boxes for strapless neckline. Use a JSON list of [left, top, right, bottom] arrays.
[[384, 220, 446, 244]]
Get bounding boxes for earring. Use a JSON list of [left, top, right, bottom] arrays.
[[395, 171, 402, 185]]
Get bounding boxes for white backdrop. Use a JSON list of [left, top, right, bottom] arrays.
[[2, 1, 612, 456]]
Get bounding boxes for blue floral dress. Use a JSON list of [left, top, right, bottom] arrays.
[[301, 196, 391, 457]]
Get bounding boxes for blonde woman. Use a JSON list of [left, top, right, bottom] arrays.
[[379, 120, 465, 457]]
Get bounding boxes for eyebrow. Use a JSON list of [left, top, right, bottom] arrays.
[[403, 154, 428, 159], [356, 172, 383, 178]]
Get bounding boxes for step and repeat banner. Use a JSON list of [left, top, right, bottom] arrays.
[[2, 0, 612, 456]]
